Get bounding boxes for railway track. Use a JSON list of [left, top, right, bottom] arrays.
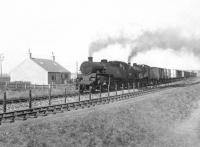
[[0, 84, 172, 125], [0, 78, 197, 125]]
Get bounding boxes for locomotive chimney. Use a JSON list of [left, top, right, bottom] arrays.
[[88, 57, 93, 62], [128, 62, 131, 66], [101, 59, 107, 63]]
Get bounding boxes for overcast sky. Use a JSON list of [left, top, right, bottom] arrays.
[[0, 0, 200, 73]]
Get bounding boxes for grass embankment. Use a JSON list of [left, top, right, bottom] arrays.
[[0, 79, 200, 146]]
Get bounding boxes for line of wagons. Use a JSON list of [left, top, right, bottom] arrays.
[[77, 57, 197, 93]]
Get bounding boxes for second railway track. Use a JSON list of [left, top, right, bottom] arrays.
[[0, 83, 179, 125]]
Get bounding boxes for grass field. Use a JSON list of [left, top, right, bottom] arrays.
[[0, 78, 200, 146]]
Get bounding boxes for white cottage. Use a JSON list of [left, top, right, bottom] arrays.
[[10, 52, 71, 85]]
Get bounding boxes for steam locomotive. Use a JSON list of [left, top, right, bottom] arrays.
[[77, 57, 197, 93]]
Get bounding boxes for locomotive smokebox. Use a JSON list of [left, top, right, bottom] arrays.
[[88, 57, 93, 62]]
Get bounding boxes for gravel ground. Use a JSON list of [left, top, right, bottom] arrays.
[[0, 89, 134, 113], [0, 77, 198, 113]]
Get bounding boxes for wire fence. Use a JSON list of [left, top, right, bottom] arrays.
[[0, 82, 76, 91]]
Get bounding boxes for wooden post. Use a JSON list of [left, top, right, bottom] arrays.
[[99, 85, 101, 98], [133, 82, 135, 92], [3, 92, 7, 113], [115, 84, 117, 96], [78, 92, 81, 101], [122, 84, 124, 95], [78, 86, 81, 102], [108, 85, 110, 98], [108, 75, 110, 98], [89, 86, 92, 100], [29, 89, 32, 109], [48, 84, 51, 105], [128, 83, 130, 93], [64, 88, 67, 103]]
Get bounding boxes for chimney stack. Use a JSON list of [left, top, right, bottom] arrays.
[[128, 62, 131, 66], [28, 49, 32, 59], [52, 52, 55, 61], [88, 57, 93, 62]]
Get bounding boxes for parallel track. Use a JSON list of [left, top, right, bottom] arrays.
[[0, 86, 167, 125]]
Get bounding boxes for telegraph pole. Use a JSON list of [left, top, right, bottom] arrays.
[[0, 54, 4, 77]]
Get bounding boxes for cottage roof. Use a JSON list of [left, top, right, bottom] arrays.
[[31, 58, 70, 73]]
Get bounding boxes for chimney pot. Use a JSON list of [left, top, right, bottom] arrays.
[[52, 52, 55, 61], [28, 49, 32, 59]]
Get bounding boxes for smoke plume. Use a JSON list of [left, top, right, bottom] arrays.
[[89, 34, 133, 57], [128, 28, 200, 62], [89, 28, 200, 64]]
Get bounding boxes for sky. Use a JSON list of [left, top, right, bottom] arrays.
[[0, 0, 200, 74]]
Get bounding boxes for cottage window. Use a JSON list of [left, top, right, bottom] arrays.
[[52, 75, 55, 81]]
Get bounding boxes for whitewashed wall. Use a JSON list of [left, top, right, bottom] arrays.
[[10, 59, 48, 85]]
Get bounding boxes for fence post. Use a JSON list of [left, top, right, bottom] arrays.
[[133, 82, 135, 92], [99, 85, 102, 98], [78, 85, 81, 102], [128, 83, 130, 93], [29, 89, 32, 109], [3, 91, 7, 113], [122, 84, 124, 95], [89, 86, 92, 100], [115, 84, 117, 96], [108, 85, 110, 98], [49, 84, 51, 105], [64, 88, 67, 103]]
